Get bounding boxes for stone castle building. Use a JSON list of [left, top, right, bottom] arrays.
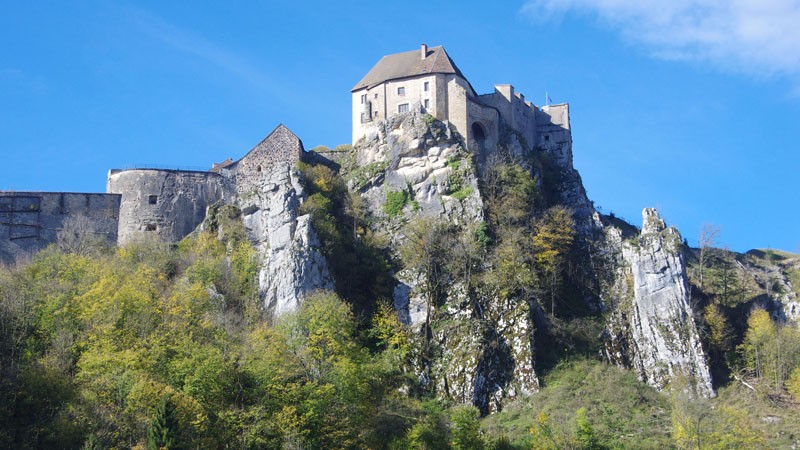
[[2, 45, 574, 265], [0, 125, 306, 263], [352, 44, 572, 164]]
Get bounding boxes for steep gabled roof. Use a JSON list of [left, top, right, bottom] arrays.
[[352, 46, 469, 92], [231, 124, 304, 171]]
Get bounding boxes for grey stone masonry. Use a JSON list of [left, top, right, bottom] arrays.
[[107, 169, 229, 245], [0, 192, 120, 264]]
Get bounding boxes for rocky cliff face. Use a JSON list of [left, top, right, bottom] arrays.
[[345, 109, 539, 413], [603, 208, 714, 397], [233, 158, 334, 319], [347, 108, 484, 228], [186, 125, 335, 318]]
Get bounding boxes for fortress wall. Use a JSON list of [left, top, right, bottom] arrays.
[[467, 100, 500, 166], [107, 169, 228, 245], [0, 192, 120, 264], [446, 74, 470, 141], [536, 104, 574, 167], [478, 85, 538, 148]]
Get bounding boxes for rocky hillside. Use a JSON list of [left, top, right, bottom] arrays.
[[310, 108, 725, 408], [2, 108, 799, 449]]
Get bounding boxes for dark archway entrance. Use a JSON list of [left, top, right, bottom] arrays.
[[471, 122, 486, 147]]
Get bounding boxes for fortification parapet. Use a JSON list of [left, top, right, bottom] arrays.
[[107, 169, 229, 245]]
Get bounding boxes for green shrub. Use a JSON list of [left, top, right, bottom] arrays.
[[450, 186, 474, 201], [383, 189, 411, 218]]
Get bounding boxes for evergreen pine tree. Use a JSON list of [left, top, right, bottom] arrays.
[[147, 394, 180, 450]]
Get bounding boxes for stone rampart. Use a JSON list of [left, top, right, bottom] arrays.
[[0, 192, 120, 264], [107, 169, 228, 244]]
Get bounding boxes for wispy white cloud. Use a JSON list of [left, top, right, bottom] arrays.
[[122, 5, 289, 100], [521, 0, 800, 82]]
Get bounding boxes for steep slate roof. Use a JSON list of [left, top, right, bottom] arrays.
[[352, 46, 469, 92]]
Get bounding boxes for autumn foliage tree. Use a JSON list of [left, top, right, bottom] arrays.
[[532, 206, 575, 316]]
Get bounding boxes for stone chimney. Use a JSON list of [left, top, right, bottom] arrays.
[[421, 43, 428, 60]]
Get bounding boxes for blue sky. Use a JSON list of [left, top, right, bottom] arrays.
[[1, 1, 798, 253]]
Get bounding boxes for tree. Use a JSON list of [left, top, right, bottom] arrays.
[[406, 401, 451, 450], [696, 224, 720, 292], [739, 308, 800, 394], [400, 219, 456, 356], [574, 407, 602, 450], [450, 405, 484, 450], [147, 395, 182, 450], [703, 303, 734, 367], [707, 251, 748, 306], [740, 309, 776, 380], [788, 367, 800, 401], [57, 215, 111, 256], [532, 206, 575, 316]]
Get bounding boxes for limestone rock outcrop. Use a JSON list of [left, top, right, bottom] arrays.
[[236, 162, 333, 317], [348, 108, 539, 413], [228, 125, 334, 318], [604, 208, 714, 397], [348, 107, 484, 229]]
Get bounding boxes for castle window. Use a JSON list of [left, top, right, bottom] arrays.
[[397, 86, 405, 96], [423, 81, 429, 92], [148, 195, 158, 205], [544, 134, 550, 142], [398, 103, 409, 113], [145, 223, 157, 231], [424, 99, 430, 109], [257, 165, 262, 172], [374, 93, 378, 99], [360, 94, 367, 104]]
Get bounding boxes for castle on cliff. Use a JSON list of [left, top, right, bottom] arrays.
[[352, 44, 571, 163], [0, 44, 573, 264]]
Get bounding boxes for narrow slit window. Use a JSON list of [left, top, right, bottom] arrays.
[[424, 99, 430, 109], [423, 81, 429, 92]]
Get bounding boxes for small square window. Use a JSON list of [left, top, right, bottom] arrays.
[[148, 195, 158, 205], [398, 103, 409, 113], [423, 81, 429, 92], [544, 135, 550, 142], [374, 93, 378, 99], [397, 86, 405, 95]]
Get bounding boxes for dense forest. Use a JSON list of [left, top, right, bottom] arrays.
[[2, 151, 800, 449]]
